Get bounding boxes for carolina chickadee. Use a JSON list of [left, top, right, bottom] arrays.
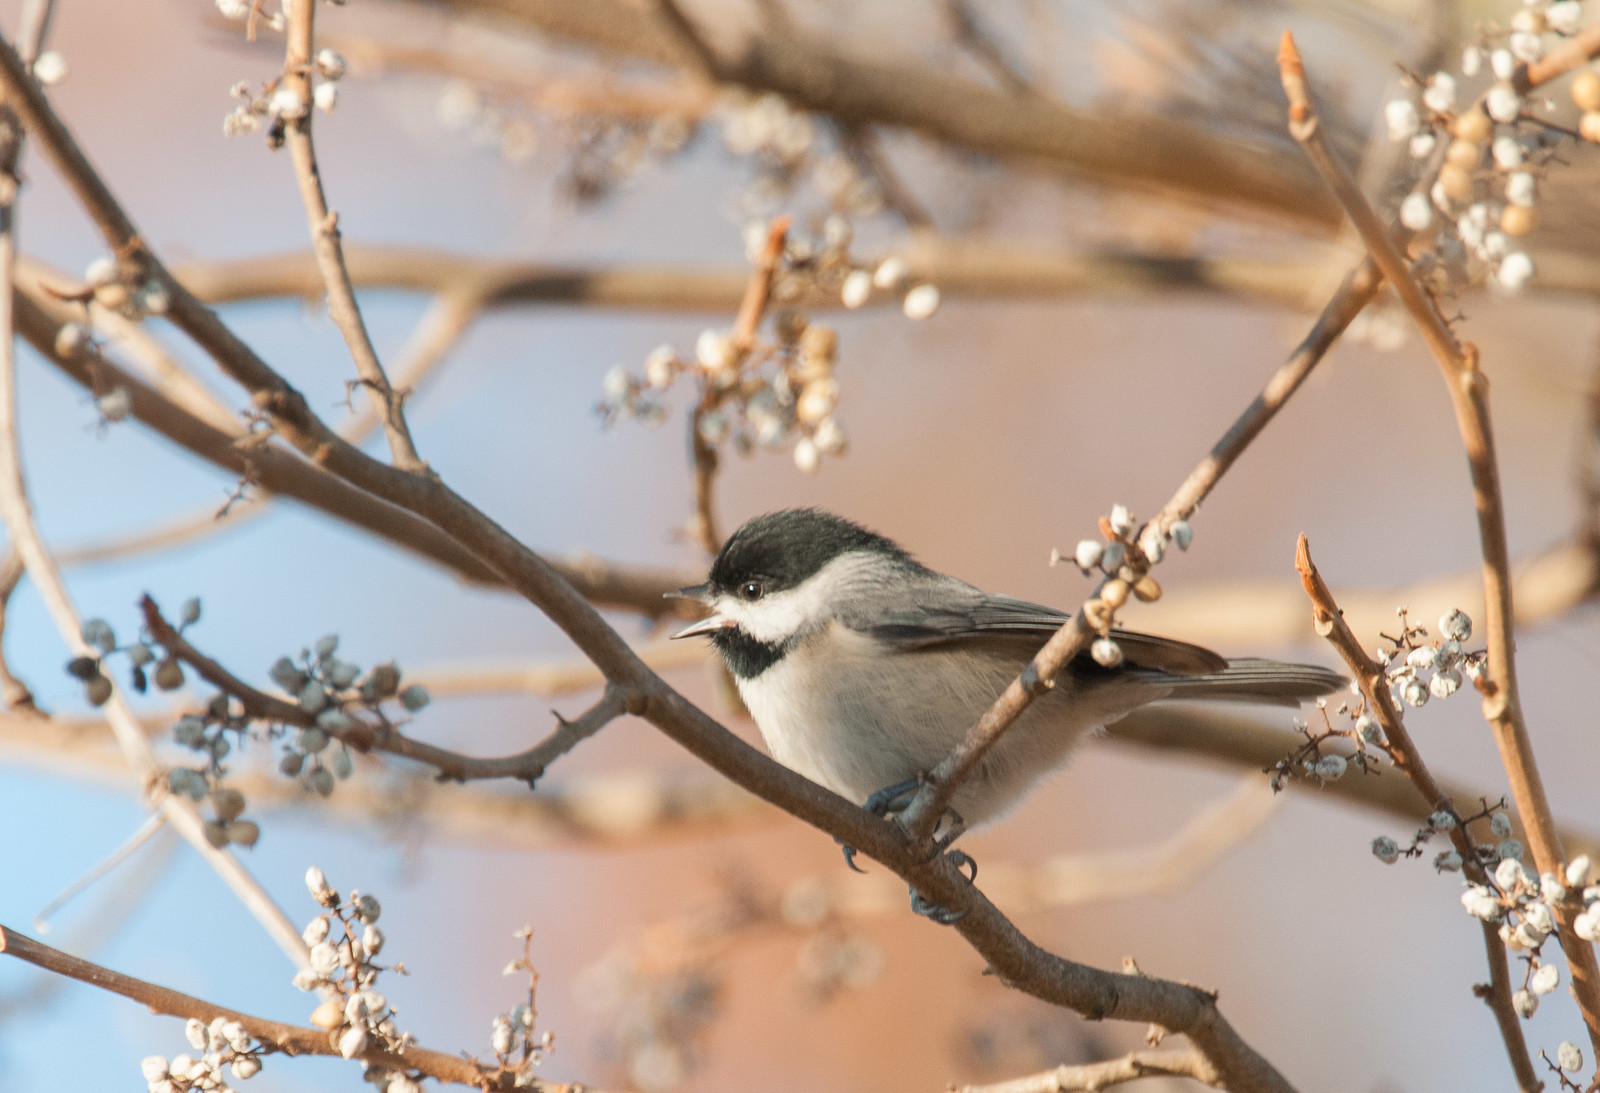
[[673, 509, 1343, 826]]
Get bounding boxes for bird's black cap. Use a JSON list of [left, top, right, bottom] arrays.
[[707, 508, 914, 596]]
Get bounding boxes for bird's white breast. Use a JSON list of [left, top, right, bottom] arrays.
[[735, 623, 1149, 824]]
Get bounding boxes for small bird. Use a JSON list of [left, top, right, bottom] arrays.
[[673, 509, 1344, 828]]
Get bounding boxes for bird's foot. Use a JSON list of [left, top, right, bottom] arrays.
[[908, 849, 979, 924], [837, 778, 926, 871], [865, 777, 923, 817]]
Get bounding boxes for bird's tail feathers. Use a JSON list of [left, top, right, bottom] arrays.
[[1145, 657, 1347, 708]]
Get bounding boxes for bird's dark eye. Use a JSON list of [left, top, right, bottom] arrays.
[[740, 580, 764, 601]]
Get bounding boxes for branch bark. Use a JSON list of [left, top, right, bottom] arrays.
[[12, 280, 703, 614], [168, 240, 1343, 314]]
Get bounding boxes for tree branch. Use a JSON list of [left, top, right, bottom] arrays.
[[140, 594, 630, 786], [1295, 536, 1536, 1091], [0, 111, 308, 970], [426, 0, 1338, 229], [690, 215, 789, 553], [895, 250, 1380, 843], [1279, 28, 1600, 1058], [0, 925, 609, 1091], [168, 240, 1344, 313], [12, 280, 703, 615], [281, 0, 424, 472], [951, 1049, 1221, 1093]]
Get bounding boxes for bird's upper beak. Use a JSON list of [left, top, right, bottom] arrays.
[[666, 583, 712, 604], [665, 584, 733, 639]]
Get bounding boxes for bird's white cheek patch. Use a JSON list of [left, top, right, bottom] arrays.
[[717, 553, 876, 644]]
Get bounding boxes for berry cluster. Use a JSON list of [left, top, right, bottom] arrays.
[[219, 38, 346, 143], [1385, 0, 1600, 295], [295, 868, 418, 1083], [600, 216, 939, 476], [1051, 504, 1193, 667], [140, 1018, 262, 1093]]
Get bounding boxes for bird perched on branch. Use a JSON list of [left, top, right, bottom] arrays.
[[673, 508, 1343, 828]]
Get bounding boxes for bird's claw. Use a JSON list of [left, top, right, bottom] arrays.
[[910, 889, 969, 924], [836, 837, 867, 873], [908, 846, 979, 924]]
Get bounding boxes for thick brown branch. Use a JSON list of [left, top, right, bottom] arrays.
[[429, 0, 1338, 229], [1279, 29, 1600, 1057], [12, 282, 701, 615]]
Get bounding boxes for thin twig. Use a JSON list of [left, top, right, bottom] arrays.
[[691, 215, 789, 554], [15, 0, 53, 66], [0, 925, 611, 1092], [896, 252, 1382, 843], [942, 0, 1034, 96], [140, 594, 631, 785], [281, 0, 426, 473], [837, 122, 934, 230], [33, 288, 485, 569], [950, 1049, 1221, 1093], [13, 283, 705, 614], [1279, 28, 1600, 1057], [0, 544, 37, 712], [31, 812, 165, 934], [1295, 535, 1536, 1091]]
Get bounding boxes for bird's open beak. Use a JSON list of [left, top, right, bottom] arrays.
[[670, 614, 736, 640], [666, 585, 730, 638]]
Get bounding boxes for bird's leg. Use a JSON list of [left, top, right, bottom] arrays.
[[836, 777, 925, 871], [865, 777, 923, 816]]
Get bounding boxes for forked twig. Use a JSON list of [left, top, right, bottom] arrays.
[[1278, 29, 1600, 1057]]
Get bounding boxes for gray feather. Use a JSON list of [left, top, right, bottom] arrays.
[[860, 587, 1228, 676], [1132, 658, 1347, 707]]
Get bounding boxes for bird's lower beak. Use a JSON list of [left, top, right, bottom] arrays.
[[670, 615, 736, 640]]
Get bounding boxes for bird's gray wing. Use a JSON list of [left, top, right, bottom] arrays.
[[854, 588, 1228, 676]]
